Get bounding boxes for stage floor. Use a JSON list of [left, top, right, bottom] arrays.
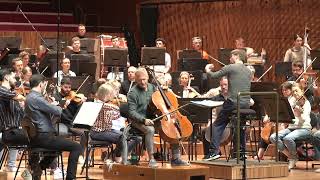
[[4, 157, 320, 180]]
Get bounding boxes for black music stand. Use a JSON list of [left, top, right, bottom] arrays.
[[0, 37, 22, 51], [104, 48, 128, 67], [177, 58, 208, 71], [78, 62, 97, 77], [80, 38, 96, 53], [141, 47, 165, 66], [43, 38, 66, 51], [250, 82, 280, 119], [178, 98, 212, 161], [178, 49, 201, 59], [275, 62, 292, 79], [218, 48, 233, 65], [311, 50, 320, 70], [70, 54, 95, 62]]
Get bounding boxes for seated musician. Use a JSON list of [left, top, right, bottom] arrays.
[[53, 58, 76, 86], [284, 34, 310, 64], [0, 69, 26, 173], [127, 67, 189, 167], [192, 36, 209, 60], [203, 49, 251, 161], [52, 77, 87, 165], [201, 76, 228, 155], [34, 45, 49, 74], [90, 83, 126, 163], [19, 51, 30, 68], [11, 57, 23, 82], [256, 81, 293, 160], [75, 24, 87, 39], [152, 38, 171, 74], [269, 83, 312, 170], [65, 37, 88, 59], [175, 71, 200, 98], [120, 66, 137, 95], [235, 37, 266, 59], [16, 66, 32, 89], [24, 74, 82, 180], [287, 61, 314, 106]]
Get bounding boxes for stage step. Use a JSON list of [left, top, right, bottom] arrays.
[[103, 163, 210, 180], [193, 159, 289, 179]]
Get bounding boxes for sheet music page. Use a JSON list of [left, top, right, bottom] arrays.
[[191, 100, 224, 108], [73, 102, 103, 127]]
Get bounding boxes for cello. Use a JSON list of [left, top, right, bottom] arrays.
[[147, 67, 193, 143]]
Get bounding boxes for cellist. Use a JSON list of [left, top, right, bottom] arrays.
[[127, 67, 189, 167]]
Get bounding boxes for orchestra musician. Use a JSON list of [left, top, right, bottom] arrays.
[[65, 37, 88, 59], [16, 66, 32, 89], [53, 58, 76, 86], [175, 71, 200, 98], [52, 77, 87, 164], [153, 38, 171, 74], [287, 61, 314, 106], [201, 76, 228, 155], [11, 57, 23, 82], [75, 24, 87, 39], [90, 83, 128, 163], [120, 66, 137, 95], [269, 83, 312, 170], [24, 74, 82, 180], [203, 49, 251, 161], [19, 51, 30, 68], [235, 37, 266, 64], [192, 36, 209, 60], [127, 68, 189, 167], [284, 34, 310, 64], [0, 69, 26, 173]]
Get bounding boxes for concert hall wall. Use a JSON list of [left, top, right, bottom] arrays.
[[155, 0, 320, 80]]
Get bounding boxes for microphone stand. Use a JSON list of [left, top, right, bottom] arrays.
[[56, 0, 61, 85], [17, 5, 50, 48]]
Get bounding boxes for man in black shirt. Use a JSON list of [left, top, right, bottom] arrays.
[[65, 37, 88, 59], [119, 66, 136, 95]]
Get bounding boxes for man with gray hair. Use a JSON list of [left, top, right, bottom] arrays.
[[127, 67, 189, 168]]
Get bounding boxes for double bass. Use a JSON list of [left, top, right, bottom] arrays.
[[147, 67, 193, 143]]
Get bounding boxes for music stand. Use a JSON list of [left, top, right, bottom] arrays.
[[43, 38, 66, 51], [177, 58, 208, 71], [78, 62, 97, 77], [275, 62, 292, 78], [80, 38, 96, 53], [311, 50, 320, 70], [141, 47, 165, 66], [251, 82, 280, 119], [177, 49, 201, 59], [0, 37, 22, 51], [218, 48, 233, 65], [104, 48, 128, 67], [72, 101, 103, 179]]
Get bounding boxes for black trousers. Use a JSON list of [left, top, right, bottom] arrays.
[[30, 133, 82, 179]]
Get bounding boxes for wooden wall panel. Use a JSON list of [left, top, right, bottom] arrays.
[[156, 0, 320, 80]]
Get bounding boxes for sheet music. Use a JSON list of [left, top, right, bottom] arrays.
[[191, 100, 224, 108], [73, 102, 103, 127]]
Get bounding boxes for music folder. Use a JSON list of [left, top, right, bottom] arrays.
[[72, 102, 103, 129]]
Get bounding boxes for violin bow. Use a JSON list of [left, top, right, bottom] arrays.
[[151, 103, 190, 122], [40, 66, 49, 75], [207, 54, 226, 66], [75, 75, 90, 93], [256, 65, 272, 82], [296, 57, 317, 82]]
